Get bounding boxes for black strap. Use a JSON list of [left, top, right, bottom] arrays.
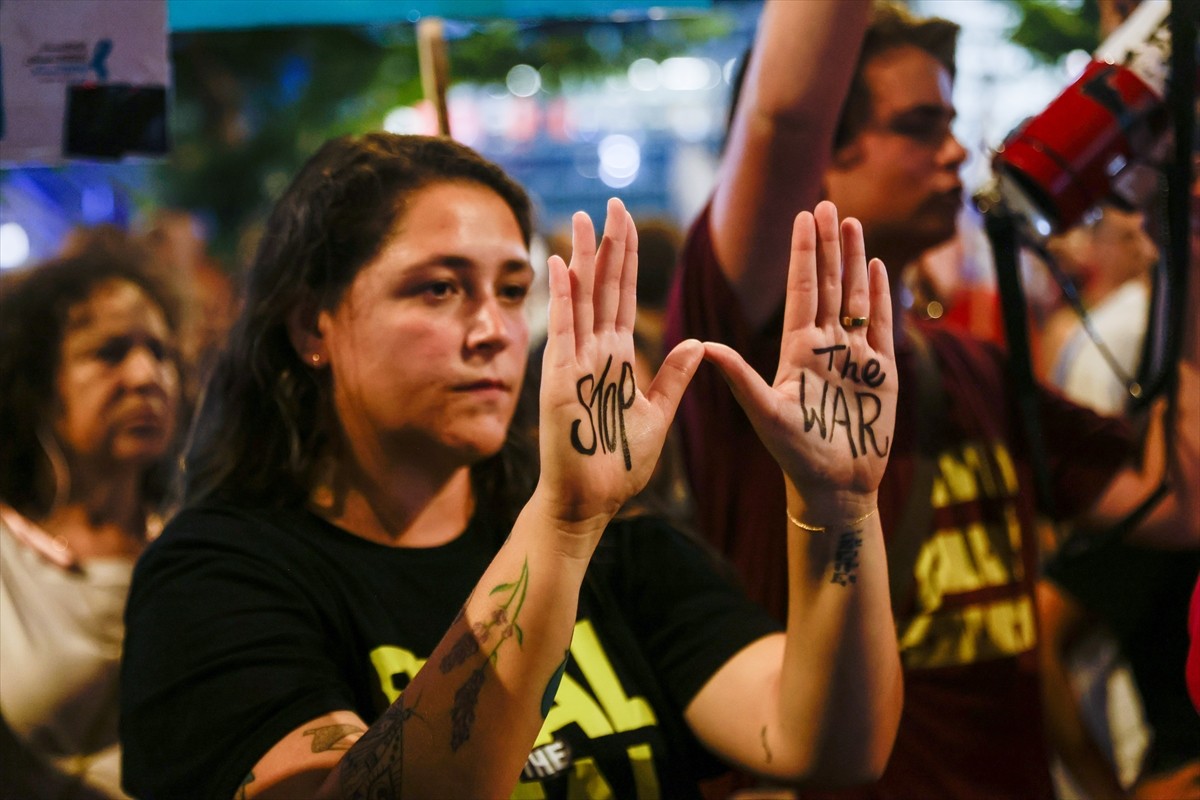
[[1065, 4, 1194, 550], [988, 208, 1059, 520]]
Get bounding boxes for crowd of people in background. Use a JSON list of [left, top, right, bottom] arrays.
[[1, 1, 1197, 799]]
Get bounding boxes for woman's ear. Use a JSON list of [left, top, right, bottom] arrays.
[[286, 296, 328, 369]]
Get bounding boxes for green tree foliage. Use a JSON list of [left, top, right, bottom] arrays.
[[1004, 0, 1101, 64], [156, 14, 731, 263]]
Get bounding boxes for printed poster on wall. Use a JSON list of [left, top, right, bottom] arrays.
[[0, 0, 169, 166]]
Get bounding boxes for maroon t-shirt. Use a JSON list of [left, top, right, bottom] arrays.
[[664, 203, 1135, 800]]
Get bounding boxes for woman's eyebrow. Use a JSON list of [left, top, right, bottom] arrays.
[[501, 258, 534, 276], [406, 255, 532, 273]]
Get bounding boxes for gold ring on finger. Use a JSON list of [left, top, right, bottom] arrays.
[[841, 315, 869, 329]]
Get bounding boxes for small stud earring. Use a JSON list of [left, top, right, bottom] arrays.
[[310, 353, 321, 366]]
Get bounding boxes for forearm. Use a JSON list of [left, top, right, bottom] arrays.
[[1119, 211, 1200, 542], [771, 484, 902, 785], [1036, 585, 1128, 800], [712, 0, 869, 323], [744, 0, 870, 124], [688, 202, 900, 785], [325, 494, 600, 799], [1040, 662, 1127, 799], [1086, 369, 1200, 547]]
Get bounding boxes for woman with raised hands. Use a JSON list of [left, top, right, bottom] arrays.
[[118, 133, 901, 800]]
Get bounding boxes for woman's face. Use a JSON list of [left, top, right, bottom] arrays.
[[318, 181, 533, 468], [54, 278, 180, 474]]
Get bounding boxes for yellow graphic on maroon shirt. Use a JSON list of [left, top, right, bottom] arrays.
[[897, 439, 1037, 670], [369, 618, 660, 799]]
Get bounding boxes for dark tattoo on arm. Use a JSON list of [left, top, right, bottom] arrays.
[[304, 723, 365, 753], [446, 559, 530, 751], [570, 354, 637, 470], [338, 693, 426, 800], [439, 628, 481, 673], [760, 726, 773, 764], [831, 529, 864, 587], [801, 345, 891, 459], [340, 560, 532, 797]]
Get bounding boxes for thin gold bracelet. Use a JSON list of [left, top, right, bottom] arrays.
[[786, 507, 877, 533]]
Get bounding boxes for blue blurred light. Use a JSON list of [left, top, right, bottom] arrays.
[[278, 55, 312, 105], [81, 184, 115, 224]]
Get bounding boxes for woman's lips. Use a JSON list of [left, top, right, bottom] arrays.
[[454, 380, 512, 399], [457, 379, 509, 390]]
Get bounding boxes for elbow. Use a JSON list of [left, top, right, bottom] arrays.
[[848, 726, 899, 786], [800, 729, 898, 788], [836, 672, 903, 785], [774, 740, 892, 789], [855, 725, 899, 784], [872, 664, 905, 777], [776, 670, 904, 788]]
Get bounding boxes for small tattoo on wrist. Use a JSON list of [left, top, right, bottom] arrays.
[[831, 529, 863, 586]]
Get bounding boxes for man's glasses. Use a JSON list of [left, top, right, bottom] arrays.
[[869, 106, 957, 147]]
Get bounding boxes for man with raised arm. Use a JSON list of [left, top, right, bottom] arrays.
[[665, 2, 1199, 798]]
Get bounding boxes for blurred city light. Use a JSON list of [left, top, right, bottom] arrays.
[[506, 64, 542, 97], [383, 105, 427, 134], [660, 57, 719, 91], [667, 105, 712, 142], [628, 58, 660, 91], [81, 185, 116, 224], [0, 223, 31, 270], [597, 133, 640, 188]]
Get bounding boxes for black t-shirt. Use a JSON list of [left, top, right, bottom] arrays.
[[120, 504, 780, 799]]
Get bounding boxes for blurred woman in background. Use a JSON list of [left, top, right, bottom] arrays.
[[0, 238, 183, 799]]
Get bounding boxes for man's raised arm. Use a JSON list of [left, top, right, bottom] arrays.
[[712, 0, 869, 328]]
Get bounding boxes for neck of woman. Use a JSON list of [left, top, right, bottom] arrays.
[[311, 457, 475, 549], [39, 473, 150, 560]]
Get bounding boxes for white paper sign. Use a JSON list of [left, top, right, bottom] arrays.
[[0, 0, 169, 166]]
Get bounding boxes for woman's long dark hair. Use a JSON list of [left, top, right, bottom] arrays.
[[182, 133, 538, 526], [0, 240, 184, 519]]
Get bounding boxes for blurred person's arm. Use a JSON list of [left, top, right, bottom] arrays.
[[1038, 306, 1081, 385], [1132, 762, 1200, 800], [712, 0, 869, 329], [1080, 198, 1200, 547], [1036, 580, 1130, 800]]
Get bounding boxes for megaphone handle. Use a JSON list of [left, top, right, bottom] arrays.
[[985, 207, 1058, 520]]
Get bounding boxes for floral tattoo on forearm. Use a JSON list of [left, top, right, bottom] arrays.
[[337, 561, 530, 797], [442, 558, 530, 750]]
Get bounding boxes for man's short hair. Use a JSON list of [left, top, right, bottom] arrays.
[[833, 1, 960, 150]]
